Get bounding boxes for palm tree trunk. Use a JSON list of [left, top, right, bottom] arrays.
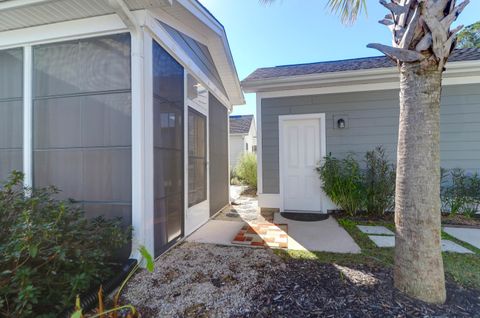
[[394, 62, 446, 304]]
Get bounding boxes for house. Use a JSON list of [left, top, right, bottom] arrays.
[[229, 114, 257, 168], [0, 0, 244, 259], [242, 49, 480, 214]]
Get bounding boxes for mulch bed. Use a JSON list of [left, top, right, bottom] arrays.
[[330, 210, 480, 227], [243, 259, 480, 318]]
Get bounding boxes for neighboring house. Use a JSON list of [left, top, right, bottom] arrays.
[[0, 0, 244, 259], [229, 115, 257, 168], [242, 48, 480, 214]]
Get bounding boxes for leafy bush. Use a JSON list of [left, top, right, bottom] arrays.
[[235, 153, 257, 189], [363, 147, 396, 215], [317, 154, 364, 216], [0, 172, 131, 318], [441, 168, 480, 217]]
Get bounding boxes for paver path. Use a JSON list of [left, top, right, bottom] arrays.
[[444, 227, 480, 249], [367, 235, 474, 253], [357, 225, 394, 235]]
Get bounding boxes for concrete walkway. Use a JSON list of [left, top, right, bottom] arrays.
[[186, 220, 245, 246], [274, 213, 361, 254], [187, 186, 361, 253], [444, 227, 480, 249]]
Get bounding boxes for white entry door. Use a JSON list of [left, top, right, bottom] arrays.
[[280, 115, 325, 212]]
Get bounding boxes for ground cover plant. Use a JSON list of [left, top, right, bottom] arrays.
[[0, 172, 130, 318]]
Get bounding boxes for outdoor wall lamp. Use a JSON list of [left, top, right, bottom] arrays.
[[337, 118, 346, 129]]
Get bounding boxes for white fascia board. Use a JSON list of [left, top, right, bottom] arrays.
[[243, 60, 480, 94], [170, 0, 245, 105], [144, 12, 233, 110], [0, 0, 55, 11], [0, 12, 148, 49], [176, 0, 224, 36]]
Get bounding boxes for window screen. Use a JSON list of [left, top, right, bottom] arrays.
[[0, 48, 23, 183], [153, 40, 184, 257], [188, 108, 207, 207], [32, 34, 132, 258], [208, 94, 229, 215]]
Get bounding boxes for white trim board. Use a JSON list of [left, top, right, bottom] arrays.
[[278, 113, 327, 213], [144, 12, 232, 110], [245, 61, 480, 97]]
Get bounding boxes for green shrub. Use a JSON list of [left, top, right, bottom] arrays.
[[441, 168, 480, 217], [317, 154, 364, 216], [235, 153, 257, 189], [0, 172, 131, 318], [363, 147, 396, 215]]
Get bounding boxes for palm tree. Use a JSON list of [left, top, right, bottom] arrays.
[[261, 0, 470, 304], [457, 21, 480, 48]]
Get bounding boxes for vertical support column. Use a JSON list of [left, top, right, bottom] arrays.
[[23, 45, 33, 189], [130, 29, 147, 260], [227, 107, 232, 203], [143, 32, 154, 257], [183, 71, 189, 233], [256, 94, 263, 196]]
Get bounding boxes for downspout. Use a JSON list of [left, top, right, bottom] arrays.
[[107, 0, 146, 261]]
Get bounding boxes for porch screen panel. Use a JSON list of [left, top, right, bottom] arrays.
[[208, 94, 229, 216], [0, 48, 23, 183], [153, 40, 184, 257], [32, 34, 132, 257], [188, 109, 207, 207]]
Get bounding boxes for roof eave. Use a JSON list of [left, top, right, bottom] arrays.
[[242, 60, 480, 93]]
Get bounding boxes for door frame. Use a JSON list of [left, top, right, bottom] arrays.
[[278, 113, 327, 213]]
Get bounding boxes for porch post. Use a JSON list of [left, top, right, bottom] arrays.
[[23, 45, 33, 189]]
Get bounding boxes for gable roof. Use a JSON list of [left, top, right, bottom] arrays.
[[230, 115, 253, 134], [242, 48, 480, 83], [0, 0, 245, 106]]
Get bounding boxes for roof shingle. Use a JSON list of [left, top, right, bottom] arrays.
[[230, 115, 253, 134], [242, 48, 480, 83]]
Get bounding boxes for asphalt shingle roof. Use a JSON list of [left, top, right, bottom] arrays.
[[242, 48, 480, 82], [230, 115, 253, 134]]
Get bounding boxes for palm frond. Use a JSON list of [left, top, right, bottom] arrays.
[[326, 0, 367, 25]]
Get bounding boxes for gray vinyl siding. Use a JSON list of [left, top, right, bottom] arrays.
[[160, 21, 227, 97], [261, 84, 480, 194], [209, 93, 229, 216]]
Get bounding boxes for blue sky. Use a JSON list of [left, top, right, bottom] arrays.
[[198, 0, 480, 116]]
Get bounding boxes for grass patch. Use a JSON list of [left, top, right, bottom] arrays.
[[275, 217, 480, 290]]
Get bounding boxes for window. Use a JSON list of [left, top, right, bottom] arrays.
[[252, 145, 257, 153], [246, 142, 249, 151], [188, 108, 207, 207], [0, 48, 23, 182]]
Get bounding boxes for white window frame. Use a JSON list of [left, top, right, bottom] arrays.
[[184, 71, 210, 236]]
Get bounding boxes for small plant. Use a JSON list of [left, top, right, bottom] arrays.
[[442, 168, 480, 217], [235, 153, 257, 189], [363, 147, 396, 215], [71, 246, 154, 318], [230, 168, 241, 186], [0, 171, 131, 318], [317, 154, 364, 216]]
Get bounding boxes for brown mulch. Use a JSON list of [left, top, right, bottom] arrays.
[[330, 210, 480, 228], [243, 259, 480, 318]]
